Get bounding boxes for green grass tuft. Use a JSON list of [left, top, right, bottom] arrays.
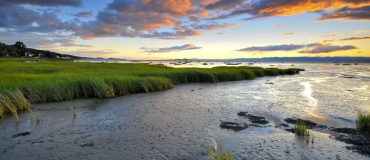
[[80, 142, 94, 147], [356, 111, 370, 134], [208, 141, 235, 160], [295, 119, 310, 136], [68, 102, 77, 117], [285, 146, 290, 154], [0, 93, 19, 122]]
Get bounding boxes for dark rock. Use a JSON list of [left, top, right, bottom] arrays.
[[265, 83, 274, 84], [284, 118, 325, 129], [237, 111, 247, 117], [330, 134, 370, 146], [332, 127, 358, 135], [275, 123, 289, 128], [237, 112, 270, 125], [284, 128, 295, 133], [220, 121, 248, 132], [12, 132, 30, 138], [248, 115, 269, 125], [346, 146, 370, 156]]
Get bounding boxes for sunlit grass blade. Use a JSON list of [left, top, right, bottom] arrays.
[[208, 140, 235, 160], [0, 94, 19, 122]]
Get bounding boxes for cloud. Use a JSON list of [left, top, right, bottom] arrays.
[[204, 0, 246, 10], [107, 0, 194, 17], [136, 28, 202, 39], [96, 11, 178, 31], [216, 32, 224, 34], [74, 12, 93, 18], [74, 21, 123, 40], [191, 23, 239, 30], [350, 29, 370, 34], [283, 32, 298, 35], [0, 5, 80, 33], [276, 24, 283, 27], [299, 45, 357, 53], [319, 6, 370, 21], [236, 44, 318, 52], [211, 0, 370, 20], [70, 0, 240, 40], [0, 0, 242, 41], [3, 0, 367, 44], [0, 0, 82, 7], [318, 34, 342, 37], [317, 30, 370, 38], [139, 44, 202, 53], [0, 31, 90, 50], [322, 36, 370, 42], [236, 43, 358, 54]]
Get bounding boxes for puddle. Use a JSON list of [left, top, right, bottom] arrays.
[[306, 115, 355, 128]]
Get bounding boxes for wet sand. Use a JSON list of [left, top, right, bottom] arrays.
[[1, 63, 369, 159]]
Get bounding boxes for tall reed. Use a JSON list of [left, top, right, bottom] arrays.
[[0, 93, 19, 122]]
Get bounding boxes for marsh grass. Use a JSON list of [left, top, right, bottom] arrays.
[[295, 120, 310, 136], [305, 134, 310, 143], [300, 152, 307, 160], [0, 58, 302, 118], [0, 94, 19, 122], [311, 135, 314, 144], [0, 89, 41, 122], [356, 111, 370, 134], [285, 146, 290, 154], [68, 102, 77, 117], [208, 141, 235, 160], [80, 142, 94, 147]]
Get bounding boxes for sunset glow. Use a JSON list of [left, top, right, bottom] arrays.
[[0, 0, 369, 59]]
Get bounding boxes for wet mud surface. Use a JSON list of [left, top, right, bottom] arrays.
[[283, 117, 370, 156], [1, 63, 370, 160]]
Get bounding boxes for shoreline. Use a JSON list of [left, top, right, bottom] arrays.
[[1, 61, 369, 159]]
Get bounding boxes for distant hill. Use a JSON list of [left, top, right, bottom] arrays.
[[191, 57, 370, 63], [0, 41, 82, 59]]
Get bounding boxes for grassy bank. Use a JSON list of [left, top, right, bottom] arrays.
[[0, 58, 303, 119]]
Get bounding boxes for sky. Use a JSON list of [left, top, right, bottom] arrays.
[[0, 0, 369, 60]]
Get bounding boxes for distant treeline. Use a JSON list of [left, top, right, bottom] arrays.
[[0, 41, 81, 59]]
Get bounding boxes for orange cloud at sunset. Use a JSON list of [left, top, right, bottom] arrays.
[[212, 0, 370, 21], [254, 0, 370, 17], [140, 0, 192, 17], [322, 36, 370, 43]]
